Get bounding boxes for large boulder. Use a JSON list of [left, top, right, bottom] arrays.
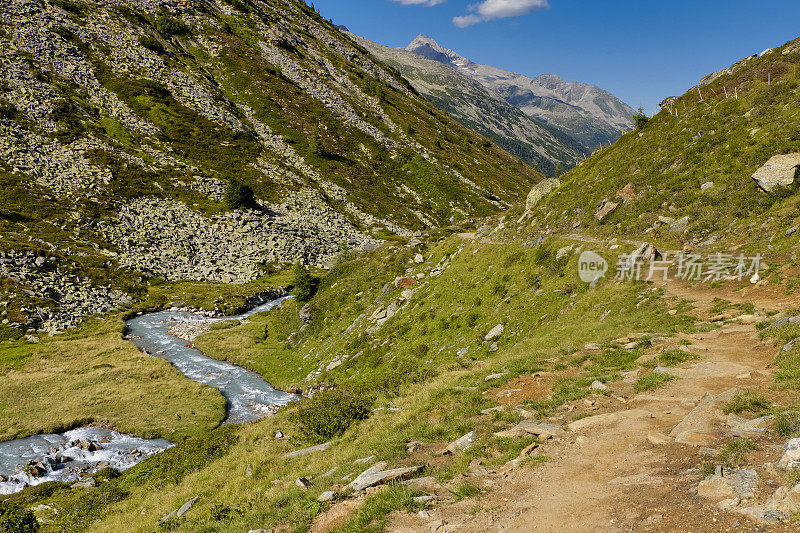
[[752, 153, 800, 193], [525, 178, 561, 211]]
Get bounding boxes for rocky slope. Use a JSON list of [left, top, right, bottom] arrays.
[[403, 34, 635, 150], [0, 0, 544, 334], [349, 32, 586, 175]]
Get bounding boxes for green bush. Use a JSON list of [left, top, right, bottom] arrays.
[[139, 36, 165, 54], [224, 179, 256, 210], [291, 389, 374, 443], [292, 263, 320, 303], [50, 0, 84, 17], [0, 100, 17, 119], [154, 15, 188, 37], [0, 501, 38, 533]]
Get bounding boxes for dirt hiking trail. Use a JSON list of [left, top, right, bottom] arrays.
[[388, 281, 800, 532]]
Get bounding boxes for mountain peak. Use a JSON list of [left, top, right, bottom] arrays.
[[408, 34, 440, 48], [402, 34, 470, 67]]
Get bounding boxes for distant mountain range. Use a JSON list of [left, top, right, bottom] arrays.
[[348, 32, 584, 175], [401, 35, 635, 152]]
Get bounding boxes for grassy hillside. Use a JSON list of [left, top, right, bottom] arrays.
[[519, 37, 800, 261]]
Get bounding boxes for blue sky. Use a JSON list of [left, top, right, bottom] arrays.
[[314, 0, 800, 113]]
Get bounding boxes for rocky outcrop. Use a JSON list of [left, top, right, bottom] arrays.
[[752, 153, 800, 193], [525, 178, 561, 211]]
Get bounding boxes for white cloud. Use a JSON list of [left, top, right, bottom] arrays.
[[453, 14, 483, 27], [453, 0, 549, 27], [392, 0, 446, 6]]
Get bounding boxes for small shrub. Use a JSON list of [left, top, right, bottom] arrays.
[[209, 504, 232, 522], [723, 390, 772, 416], [291, 389, 374, 443], [291, 263, 320, 303], [632, 107, 649, 130], [154, 15, 188, 37], [50, 0, 84, 16], [224, 178, 256, 210], [0, 501, 38, 533], [139, 36, 165, 54], [0, 100, 17, 120]]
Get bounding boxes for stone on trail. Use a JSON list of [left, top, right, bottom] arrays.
[[647, 432, 671, 446], [444, 431, 476, 454], [767, 482, 800, 514], [669, 388, 740, 445], [697, 469, 758, 500], [567, 410, 650, 432], [590, 380, 608, 392], [494, 420, 564, 439], [778, 438, 800, 470]]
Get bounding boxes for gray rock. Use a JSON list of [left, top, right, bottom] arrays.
[[752, 153, 800, 193], [526, 178, 561, 211], [669, 216, 690, 233], [697, 469, 758, 500], [317, 490, 336, 502], [161, 496, 199, 522], [444, 431, 476, 454], [778, 438, 800, 470], [484, 324, 504, 342], [346, 462, 424, 491], [590, 380, 608, 392], [295, 477, 311, 490], [282, 441, 333, 459]]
